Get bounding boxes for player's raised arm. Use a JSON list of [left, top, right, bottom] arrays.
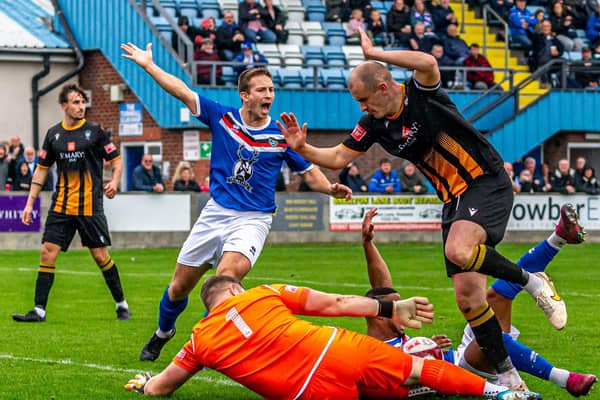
[[277, 112, 356, 169], [302, 166, 352, 200], [362, 208, 394, 288], [120, 42, 197, 114], [357, 27, 440, 87]]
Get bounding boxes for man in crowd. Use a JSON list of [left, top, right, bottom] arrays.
[[550, 159, 576, 194], [131, 154, 165, 193], [121, 42, 352, 362], [368, 158, 401, 193], [398, 161, 428, 193]]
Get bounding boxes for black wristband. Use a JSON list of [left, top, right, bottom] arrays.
[[377, 299, 394, 318]]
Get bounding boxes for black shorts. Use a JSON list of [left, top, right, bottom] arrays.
[[442, 172, 514, 276], [42, 211, 112, 252]]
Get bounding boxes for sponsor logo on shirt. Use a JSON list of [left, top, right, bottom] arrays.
[[175, 349, 187, 361], [68, 142, 76, 152], [104, 142, 117, 153], [39, 149, 47, 160], [351, 124, 367, 141]]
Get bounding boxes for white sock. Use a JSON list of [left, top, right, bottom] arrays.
[[549, 368, 570, 388], [483, 381, 510, 398], [34, 306, 46, 318], [155, 328, 175, 339], [116, 300, 129, 310], [523, 272, 543, 295], [497, 368, 522, 389], [547, 233, 567, 250]]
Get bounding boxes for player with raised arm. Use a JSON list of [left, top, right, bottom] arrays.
[[12, 84, 129, 322], [124, 275, 541, 400], [120, 42, 352, 362], [277, 27, 566, 389], [361, 207, 597, 397]]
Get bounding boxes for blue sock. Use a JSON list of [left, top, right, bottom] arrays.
[[158, 286, 188, 333], [490, 240, 559, 300], [503, 332, 554, 380]]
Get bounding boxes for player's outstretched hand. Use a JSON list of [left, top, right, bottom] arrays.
[[104, 180, 118, 199], [362, 208, 378, 243], [277, 112, 307, 151], [358, 27, 374, 59], [124, 372, 152, 394], [430, 334, 452, 349], [121, 42, 154, 69], [329, 182, 353, 200], [21, 205, 33, 225], [393, 296, 434, 329]]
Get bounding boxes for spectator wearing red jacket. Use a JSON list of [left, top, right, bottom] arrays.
[[194, 37, 224, 86], [463, 43, 497, 90]]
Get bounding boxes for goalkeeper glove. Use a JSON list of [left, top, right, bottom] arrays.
[[124, 372, 153, 394]]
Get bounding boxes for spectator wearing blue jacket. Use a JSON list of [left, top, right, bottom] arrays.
[[368, 158, 401, 193], [131, 154, 165, 192], [233, 42, 268, 77], [587, 4, 600, 47], [509, 0, 537, 51]]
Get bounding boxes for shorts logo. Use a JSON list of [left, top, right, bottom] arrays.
[[39, 149, 47, 160], [351, 124, 367, 141], [99, 235, 105, 244], [67, 142, 76, 152], [249, 245, 256, 256], [104, 142, 117, 153], [468, 208, 478, 216]]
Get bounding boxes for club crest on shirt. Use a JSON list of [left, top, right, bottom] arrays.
[[351, 124, 367, 141], [227, 145, 258, 192], [54, 133, 60, 141], [68, 142, 76, 152]]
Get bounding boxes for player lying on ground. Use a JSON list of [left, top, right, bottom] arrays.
[[360, 206, 597, 397], [124, 275, 541, 400]]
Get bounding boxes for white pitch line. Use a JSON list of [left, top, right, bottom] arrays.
[[0, 354, 239, 387], [2, 267, 599, 297]]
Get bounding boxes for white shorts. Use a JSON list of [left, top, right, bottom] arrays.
[[177, 198, 272, 268]]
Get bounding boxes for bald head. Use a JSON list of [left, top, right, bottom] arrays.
[[349, 61, 393, 92]]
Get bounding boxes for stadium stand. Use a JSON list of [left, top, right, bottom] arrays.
[[322, 22, 346, 46], [303, 21, 326, 45], [278, 43, 304, 67]]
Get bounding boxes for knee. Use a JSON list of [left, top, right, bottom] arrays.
[[215, 264, 250, 280], [444, 243, 474, 268], [168, 278, 194, 300], [40, 244, 58, 263]]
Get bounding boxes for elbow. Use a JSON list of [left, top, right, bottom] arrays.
[[422, 54, 438, 71]]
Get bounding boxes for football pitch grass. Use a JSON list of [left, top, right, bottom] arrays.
[[1, 242, 598, 399]]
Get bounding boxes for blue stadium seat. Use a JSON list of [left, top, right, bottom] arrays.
[[301, 45, 325, 66], [179, 0, 200, 19], [322, 45, 346, 66], [323, 22, 346, 46], [278, 69, 304, 88], [221, 66, 238, 86], [306, 4, 327, 22], [390, 68, 407, 82], [320, 68, 346, 88], [371, 1, 387, 11], [159, 0, 178, 18], [300, 67, 324, 88]]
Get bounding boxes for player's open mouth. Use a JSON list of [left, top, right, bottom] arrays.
[[261, 103, 271, 112]]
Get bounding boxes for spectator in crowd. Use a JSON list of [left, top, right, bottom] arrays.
[[588, 3, 600, 46], [443, 23, 470, 66], [12, 161, 32, 191], [574, 47, 600, 88], [233, 42, 268, 77], [173, 164, 201, 192], [431, 0, 457, 38], [199, 17, 218, 42], [528, 19, 564, 87], [367, 9, 387, 45], [410, 0, 435, 33], [573, 156, 587, 186], [550, 1, 585, 52], [566, 0, 597, 29], [595, 42, 600, 57], [0, 145, 9, 190], [398, 162, 428, 193], [8, 135, 24, 161], [576, 165, 600, 194], [19, 146, 37, 175], [172, 16, 202, 54], [326, 0, 351, 22], [347, 8, 369, 43], [349, 0, 373, 19], [431, 43, 457, 88], [409, 22, 439, 53], [386, 0, 412, 47], [533, 8, 546, 34], [503, 161, 521, 193], [518, 169, 538, 193], [216, 11, 246, 61], [194, 37, 225, 86], [508, 0, 537, 51], [132, 154, 165, 193], [550, 158, 576, 193], [463, 43, 497, 90], [200, 176, 210, 192], [490, 0, 515, 22], [339, 161, 368, 192], [368, 158, 401, 193], [520, 156, 551, 191], [541, 161, 551, 186], [262, 0, 289, 43], [239, 0, 277, 43]]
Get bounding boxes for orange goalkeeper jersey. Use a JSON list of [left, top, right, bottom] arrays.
[[173, 284, 345, 399]]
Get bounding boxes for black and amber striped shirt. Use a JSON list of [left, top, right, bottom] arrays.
[[342, 78, 504, 203], [38, 119, 120, 216]]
